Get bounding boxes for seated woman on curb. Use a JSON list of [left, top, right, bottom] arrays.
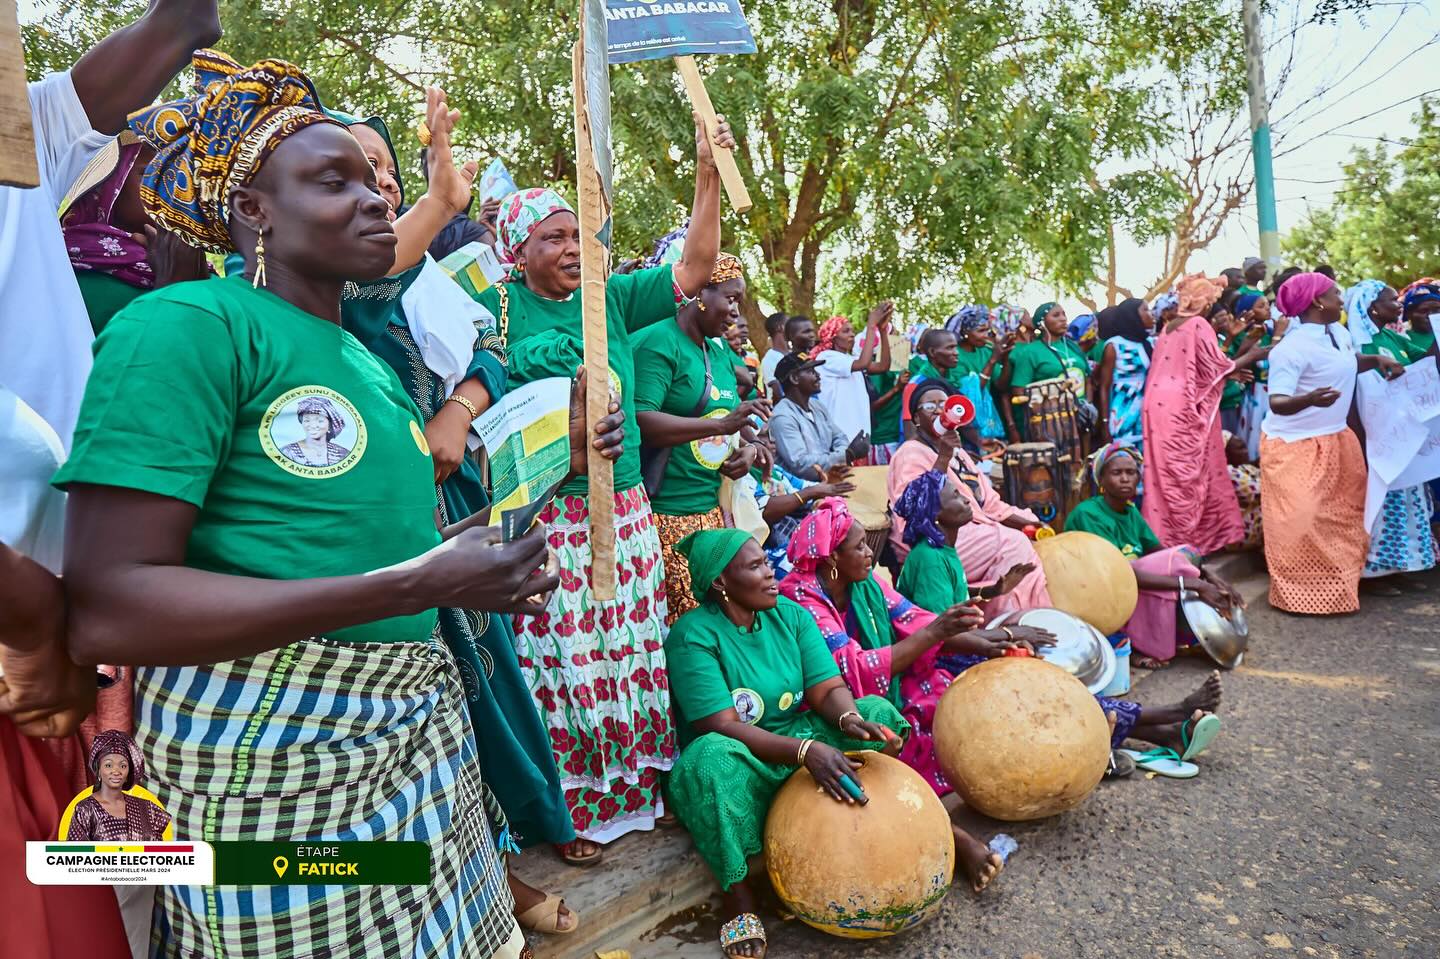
[[893, 469, 1225, 762], [1065, 444, 1243, 669], [778, 498, 1041, 893], [664, 529, 908, 959]]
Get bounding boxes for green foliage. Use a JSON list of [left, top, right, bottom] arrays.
[[23, 0, 1235, 321], [1282, 98, 1440, 288]]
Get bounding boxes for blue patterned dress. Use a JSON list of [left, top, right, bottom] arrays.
[[1106, 336, 1151, 448]]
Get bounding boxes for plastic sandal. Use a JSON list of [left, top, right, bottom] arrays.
[[719, 912, 767, 958], [555, 840, 603, 867], [1180, 713, 1222, 762], [1117, 747, 1199, 779]]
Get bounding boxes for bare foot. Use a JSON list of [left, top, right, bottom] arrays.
[[1137, 672, 1223, 730], [509, 868, 577, 932], [719, 881, 767, 958], [1181, 670, 1223, 714], [953, 825, 1003, 893], [1134, 655, 1169, 670]]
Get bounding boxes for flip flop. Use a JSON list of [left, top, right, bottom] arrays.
[[1180, 713, 1221, 761], [516, 893, 579, 935], [1117, 747, 1199, 779], [1104, 749, 1136, 779]]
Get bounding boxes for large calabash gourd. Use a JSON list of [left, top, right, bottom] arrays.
[[1034, 530, 1138, 635], [764, 751, 954, 939], [933, 657, 1110, 821]]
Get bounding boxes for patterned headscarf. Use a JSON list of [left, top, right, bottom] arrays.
[[710, 253, 743, 285], [1343, 279, 1391, 348], [61, 139, 153, 289], [1090, 442, 1143, 489], [642, 219, 689, 268], [296, 396, 346, 439], [1275, 272, 1335, 319], [816, 316, 851, 354], [1067, 312, 1097, 350], [676, 528, 753, 601], [128, 50, 342, 253], [786, 497, 855, 573], [1152, 292, 1179, 316], [1031, 301, 1060, 328], [1175, 273, 1227, 318], [944, 304, 990, 338], [495, 188, 575, 274], [1401, 279, 1440, 319], [89, 728, 145, 788], [992, 304, 1028, 337], [893, 469, 947, 549]]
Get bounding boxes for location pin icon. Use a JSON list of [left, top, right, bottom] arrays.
[[272, 856, 289, 879]]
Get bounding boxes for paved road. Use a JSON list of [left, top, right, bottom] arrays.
[[653, 570, 1440, 958]]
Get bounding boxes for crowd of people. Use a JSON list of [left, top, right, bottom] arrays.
[[2, 7, 1437, 959]]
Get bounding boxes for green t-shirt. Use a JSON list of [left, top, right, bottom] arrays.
[[664, 596, 840, 744], [54, 275, 441, 645], [1409, 329, 1436, 354], [632, 323, 742, 515], [1064, 496, 1162, 560], [1007, 338, 1089, 390], [895, 539, 969, 613], [478, 266, 679, 498], [952, 344, 994, 380], [868, 371, 903, 445], [1220, 333, 1246, 409], [75, 271, 144, 335], [1363, 328, 1430, 365]]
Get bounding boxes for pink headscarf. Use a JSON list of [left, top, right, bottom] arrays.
[[816, 316, 851, 354], [1275, 272, 1335, 318], [1174, 273, 1227, 318], [786, 497, 855, 572], [60, 141, 154, 289]]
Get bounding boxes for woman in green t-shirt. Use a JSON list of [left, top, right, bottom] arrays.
[[664, 529, 907, 959], [1066, 445, 1242, 668], [478, 116, 735, 865], [56, 52, 578, 959], [997, 301, 1092, 445], [634, 253, 769, 625]]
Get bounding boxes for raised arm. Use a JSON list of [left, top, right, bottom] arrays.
[[672, 115, 735, 296], [71, 0, 223, 135]]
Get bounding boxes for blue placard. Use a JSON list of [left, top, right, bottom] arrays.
[[605, 0, 757, 64]]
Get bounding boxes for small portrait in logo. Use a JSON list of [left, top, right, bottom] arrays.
[[61, 729, 173, 842], [259, 386, 368, 478], [731, 688, 764, 726]]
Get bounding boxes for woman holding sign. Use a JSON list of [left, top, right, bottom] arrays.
[[481, 116, 735, 865], [1260, 273, 1403, 614]]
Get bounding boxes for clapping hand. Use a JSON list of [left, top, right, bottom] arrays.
[[993, 562, 1035, 596]]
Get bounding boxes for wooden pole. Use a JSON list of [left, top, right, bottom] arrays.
[[573, 38, 617, 601], [0, 0, 38, 189], [674, 55, 751, 214]]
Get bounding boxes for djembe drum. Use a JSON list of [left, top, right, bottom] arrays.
[[1002, 442, 1063, 526], [840, 465, 893, 556], [1019, 377, 1084, 517]]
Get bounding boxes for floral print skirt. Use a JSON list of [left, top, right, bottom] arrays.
[[512, 484, 676, 843]]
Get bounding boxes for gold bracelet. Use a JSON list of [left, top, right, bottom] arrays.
[[837, 710, 861, 730], [796, 738, 815, 765], [1001, 627, 1015, 641], [444, 393, 480, 419]]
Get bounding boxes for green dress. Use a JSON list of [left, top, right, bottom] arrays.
[[665, 597, 908, 889], [896, 539, 970, 613], [341, 262, 576, 849]]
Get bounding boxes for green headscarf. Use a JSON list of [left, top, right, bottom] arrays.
[[1031, 301, 1058, 328], [326, 108, 405, 207], [676, 529, 754, 601]]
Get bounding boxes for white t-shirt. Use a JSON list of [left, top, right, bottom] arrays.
[[0, 71, 109, 450], [0, 385, 67, 572], [760, 348, 784, 389], [1261, 322, 1357, 442], [813, 346, 871, 442]]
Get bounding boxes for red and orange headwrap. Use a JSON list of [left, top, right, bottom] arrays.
[[709, 253, 743, 285]]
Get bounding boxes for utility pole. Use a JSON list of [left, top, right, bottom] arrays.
[[1242, 0, 1280, 268]]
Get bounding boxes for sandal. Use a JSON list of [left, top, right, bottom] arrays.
[[719, 912, 767, 958], [516, 893, 579, 935], [1117, 747, 1198, 779], [1104, 749, 1136, 779], [1179, 713, 1221, 762], [555, 840, 603, 868], [1133, 656, 1169, 670]]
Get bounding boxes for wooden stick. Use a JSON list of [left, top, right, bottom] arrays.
[[674, 54, 751, 214], [0, 0, 38, 189], [573, 38, 617, 601]]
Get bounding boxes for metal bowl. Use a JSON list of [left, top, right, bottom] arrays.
[[987, 607, 1117, 695], [1179, 593, 1249, 669]]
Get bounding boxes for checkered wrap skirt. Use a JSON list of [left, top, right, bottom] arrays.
[[138, 635, 517, 958]]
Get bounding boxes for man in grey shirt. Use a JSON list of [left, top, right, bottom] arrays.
[[769, 351, 870, 480]]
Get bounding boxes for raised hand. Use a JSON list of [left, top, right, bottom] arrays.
[[695, 111, 737, 171], [423, 86, 479, 216]]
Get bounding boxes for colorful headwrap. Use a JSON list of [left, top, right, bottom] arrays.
[[893, 469, 947, 549], [1031, 301, 1060, 328], [991, 304, 1028, 337], [1152, 292, 1179, 316], [495, 187, 576, 273], [1090, 442, 1143, 489], [786, 497, 855, 573], [296, 396, 346, 439], [89, 728, 145, 788], [61, 139, 154, 289], [1067, 312, 1097, 350], [1175, 273, 1227, 318], [642, 219, 689, 268], [128, 50, 342, 253], [1400, 279, 1440, 318], [676, 528, 754, 601], [1343, 279, 1391, 347], [710, 253, 744, 285], [944, 304, 991, 338], [816, 316, 851, 354], [1275, 272, 1336, 319]]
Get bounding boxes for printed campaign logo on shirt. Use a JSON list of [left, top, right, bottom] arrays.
[[259, 386, 368, 479], [691, 408, 737, 470], [732, 687, 764, 725]]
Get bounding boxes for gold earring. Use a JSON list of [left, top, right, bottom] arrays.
[[252, 229, 267, 289]]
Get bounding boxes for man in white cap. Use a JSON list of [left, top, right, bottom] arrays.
[[1239, 256, 1267, 297]]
